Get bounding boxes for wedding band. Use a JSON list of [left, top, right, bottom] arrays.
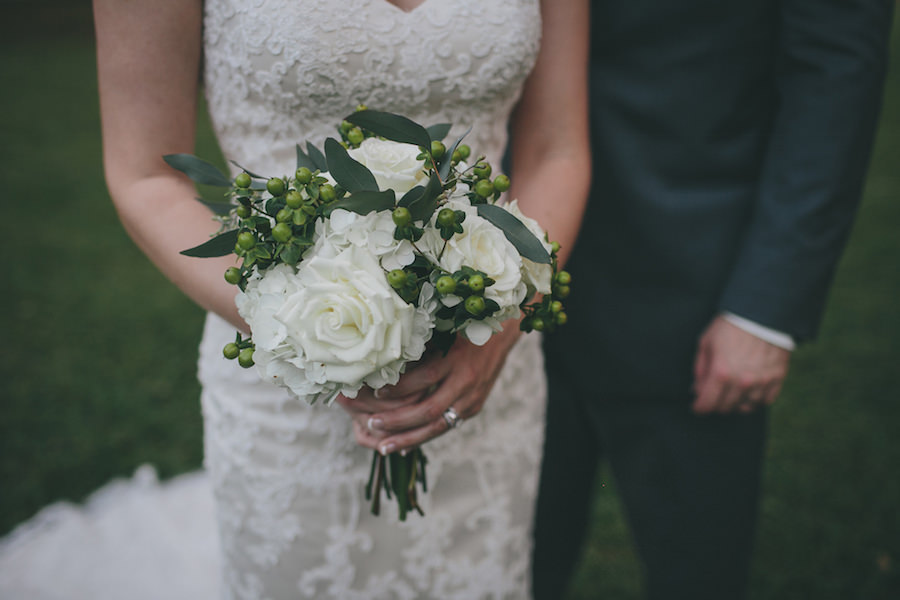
[[442, 406, 463, 429]]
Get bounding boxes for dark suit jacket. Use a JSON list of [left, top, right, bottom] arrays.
[[546, 0, 893, 400]]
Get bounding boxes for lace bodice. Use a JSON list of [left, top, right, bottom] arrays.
[[200, 2, 546, 598], [203, 0, 541, 174]]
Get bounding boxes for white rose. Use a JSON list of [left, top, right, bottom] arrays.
[[422, 210, 527, 328], [503, 199, 554, 295], [275, 245, 432, 395], [347, 138, 429, 195]]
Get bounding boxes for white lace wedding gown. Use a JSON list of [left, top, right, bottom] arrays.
[[0, 1, 546, 598]]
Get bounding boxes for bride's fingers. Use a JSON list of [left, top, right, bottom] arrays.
[[376, 416, 452, 456], [375, 353, 453, 400], [337, 390, 423, 414], [352, 421, 382, 450], [368, 374, 467, 434]]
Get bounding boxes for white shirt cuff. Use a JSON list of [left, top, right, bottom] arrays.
[[722, 312, 796, 351]]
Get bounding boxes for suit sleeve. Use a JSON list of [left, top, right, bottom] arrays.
[[717, 0, 894, 341]]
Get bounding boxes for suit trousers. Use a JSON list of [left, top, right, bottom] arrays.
[[532, 351, 768, 600]]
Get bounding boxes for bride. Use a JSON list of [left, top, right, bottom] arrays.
[[1, 1, 589, 598]]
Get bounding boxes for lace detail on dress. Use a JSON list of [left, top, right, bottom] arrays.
[[200, 1, 544, 598], [203, 0, 541, 175]]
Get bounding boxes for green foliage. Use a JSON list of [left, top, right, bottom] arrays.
[[477, 203, 552, 264], [345, 109, 432, 149]]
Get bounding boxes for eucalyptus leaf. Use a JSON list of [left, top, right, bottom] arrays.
[[426, 123, 452, 142], [323, 189, 395, 216], [438, 127, 471, 181], [324, 138, 379, 192], [180, 229, 239, 258], [345, 110, 431, 149], [306, 142, 328, 172], [164, 154, 232, 187], [296, 144, 317, 171], [280, 243, 303, 265], [194, 197, 232, 216], [401, 174, 441, 223], [477, 204, 551, 264], [229, 160, 265, 179], [398, 186, 424, 208]]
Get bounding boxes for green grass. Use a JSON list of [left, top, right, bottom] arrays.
[[1, 5, 898, 599]]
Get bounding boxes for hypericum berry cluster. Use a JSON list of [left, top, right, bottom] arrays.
[[222, 332, 256, 368], [223, 166, 343, 290], [337, 103, 377, 148], [457, 158, 510, 206], [520, 240, 571, 334], [433, 267, 501, 322]]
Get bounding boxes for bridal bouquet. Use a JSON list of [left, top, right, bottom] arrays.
[[167, 109, 571, 520]]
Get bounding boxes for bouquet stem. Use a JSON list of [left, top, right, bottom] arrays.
[[365, 448, 428, 521]]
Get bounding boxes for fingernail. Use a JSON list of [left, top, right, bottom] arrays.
[[367, 417, 384, 431], [379, 443, 395, 456]]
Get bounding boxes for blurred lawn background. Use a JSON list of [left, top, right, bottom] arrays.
[[1, 2, 897, 598]]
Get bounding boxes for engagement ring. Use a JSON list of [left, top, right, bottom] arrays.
[[443, 406, 463, 429]]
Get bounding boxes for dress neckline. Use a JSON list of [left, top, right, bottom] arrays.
[[380, 0, 429, 15]]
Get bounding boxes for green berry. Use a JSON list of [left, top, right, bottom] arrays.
[[276, 208, 292, 223], [430, 141, 446, 160], [451, 150, 462, 163], [340, 120, 353, 134], [465, 295, 485, 316], [468, 274, 485, 293], [223, 343, 240, 360], [285, 190, 303, 209], [387, 269, 408, 289], [556, 285, 571, 299], [531, 317, 545, 332], [234, 172, 252, 189], [437, 208, 456, 227], [555, 311, 568, 326], [295, 167, 312, 185], [236, 204, 252, 219], [457, 145, 471, 160], [474, 179, 494, 199], [272, 222, 292, 243], [550, 241, 561, 254], [266, 177, 285, 196], [347, 127, 365, 146], [224, 267, 242, 285], [493, 174, 510, 193], [238, 348, 255, 368], [435, 275, 456, 295], [550, 300, 563, 314], [556, 271, 572, 286], [473, 161, 492, 179], [355, 103, 368, 112], [237, 231, 256, 250], [392, 206, 412, 227], [319, 184, 336, 203]]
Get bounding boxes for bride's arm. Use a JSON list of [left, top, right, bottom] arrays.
[[94, 0, 245, 330], [341, 0, 591, 454]]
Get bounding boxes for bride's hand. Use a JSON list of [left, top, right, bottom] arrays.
[[338, 325, 521, 454]]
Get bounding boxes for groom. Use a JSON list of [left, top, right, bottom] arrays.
[[533, 1, 894, 599]]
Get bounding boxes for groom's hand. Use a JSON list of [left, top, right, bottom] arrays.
[[692, 316, 791, 414]]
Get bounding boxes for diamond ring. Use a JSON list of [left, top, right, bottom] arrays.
[[442, 406, 463, 429]]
